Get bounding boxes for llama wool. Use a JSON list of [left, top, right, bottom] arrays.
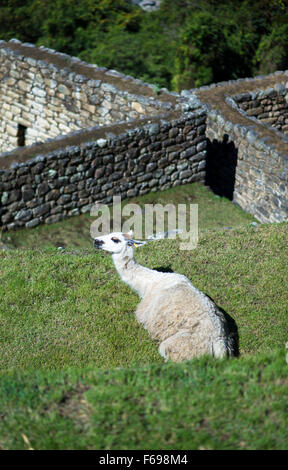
[[94, 231, 235, 362]]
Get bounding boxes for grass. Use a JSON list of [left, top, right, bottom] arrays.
[[0, 350, 287, 450], [1, 183, 256, 250], [0, 223, 287, 371], [0, 248, 160, 370], [0, 182, 287, 450]]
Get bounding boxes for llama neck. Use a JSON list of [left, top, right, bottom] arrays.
[[112, 247, 154, 298]]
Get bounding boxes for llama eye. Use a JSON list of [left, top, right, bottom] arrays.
[[111, 237, 120, 243]]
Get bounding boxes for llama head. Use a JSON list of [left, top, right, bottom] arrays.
[[93, 230, 145, 254]]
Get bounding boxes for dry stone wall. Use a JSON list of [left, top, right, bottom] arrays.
[[205, 108, 287, 223], [233, 84, 288, 134], [0, 39, 173, 153], [0, 39, 288, 230], [0, 112, 206, 230], [191, 75, 288, 223]]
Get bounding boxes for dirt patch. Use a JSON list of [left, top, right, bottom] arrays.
[[57, 382, 92, 432]]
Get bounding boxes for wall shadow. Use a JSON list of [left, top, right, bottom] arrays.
[[205, 134, 238, 200]]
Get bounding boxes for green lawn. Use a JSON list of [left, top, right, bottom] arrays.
[[0, 183, 287, 450], [0, 350, 287, 450], [0, 223, 287, 371], [1, 183, 256, 250]]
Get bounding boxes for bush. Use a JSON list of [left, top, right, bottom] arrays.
[[0, 0, 287, 90], [254, 22, 288, 74]]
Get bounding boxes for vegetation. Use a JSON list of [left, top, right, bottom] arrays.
[[1, 220, 288, 365], [0, 184, 287, 449], [1, 349, 287, 450], [1, 183, 256, 250], [0, 0, 288, 90], [1, 219, 287, 371]]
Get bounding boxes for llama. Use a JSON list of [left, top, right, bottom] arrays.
[[94, 231, 235, 361]]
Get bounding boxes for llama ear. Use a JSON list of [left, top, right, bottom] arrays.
[[123, 230, 133, 240], [126, 238, 146, 247], [132, 239, 147, 247]]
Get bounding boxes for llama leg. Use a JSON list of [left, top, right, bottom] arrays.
[[158, 330, 203, 362], [159, 330, 231, 362]]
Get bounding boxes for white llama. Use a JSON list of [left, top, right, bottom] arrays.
[[94, 231, 235, 362]]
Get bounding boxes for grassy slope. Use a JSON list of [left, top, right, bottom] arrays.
[[1, 183, 256, 250], [0, 350, 287, 450], [0, 223, 287, 370], [0, 183, 287, 449]]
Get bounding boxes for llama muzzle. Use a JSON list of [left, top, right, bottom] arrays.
[[94, 239, 104, 249]]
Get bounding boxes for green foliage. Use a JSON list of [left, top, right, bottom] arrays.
[[36, 0, 142, 58], [254, 23, 288, 74], [0, 0, 44, 43], [172, 12, 230, 89], [0, 0, 287, 89]]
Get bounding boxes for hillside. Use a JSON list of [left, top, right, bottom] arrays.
[[0, 183, 287, 449], [1, 222, 287, 371], [1, 349, 287, 450]]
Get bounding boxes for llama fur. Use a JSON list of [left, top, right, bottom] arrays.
[[94, 231, 235, 362]]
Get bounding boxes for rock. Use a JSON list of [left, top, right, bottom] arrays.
[[26, 218, 40, 228], [15, 209, 33, 222], [33, 203, 50, 217]]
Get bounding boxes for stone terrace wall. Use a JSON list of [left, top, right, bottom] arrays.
[[0, 111, 207, 230], [205, 109, 287, 223], [233, 84, 288, 134], [192, 74, 288, 223], [1, 38, 288, 230], [0, 39, 174, 153]]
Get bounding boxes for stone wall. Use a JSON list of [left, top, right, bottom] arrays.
[[233, 84, 288, 134], [0, 38, 288, 230], [0, 111, 207, 230], [192, 74, 288, 223], [205, 108, 287, 223], [0, 39, 174, 153]]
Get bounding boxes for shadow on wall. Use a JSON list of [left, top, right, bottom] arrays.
[[205, 134, 238, 200]]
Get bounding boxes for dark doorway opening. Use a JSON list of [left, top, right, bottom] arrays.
[[205, 134, 238, 200], [17, 124, 27, 147]]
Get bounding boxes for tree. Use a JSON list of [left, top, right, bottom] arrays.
[[171, 11, 243, 90]]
